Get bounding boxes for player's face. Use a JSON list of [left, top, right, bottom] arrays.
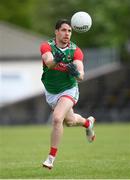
[[55, 23, 72, 44]]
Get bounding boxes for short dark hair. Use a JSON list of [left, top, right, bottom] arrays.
[[55, 19, 71, 30]]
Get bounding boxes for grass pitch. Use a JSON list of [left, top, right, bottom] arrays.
[[0, 123, 130, 179]]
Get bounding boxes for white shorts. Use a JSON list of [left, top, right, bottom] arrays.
[[44, 86, 79, 109]]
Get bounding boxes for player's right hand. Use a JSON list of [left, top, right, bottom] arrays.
[[54, 51, 65, 63]]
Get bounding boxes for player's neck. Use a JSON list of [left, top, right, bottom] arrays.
[[55, 39, 69, 49]]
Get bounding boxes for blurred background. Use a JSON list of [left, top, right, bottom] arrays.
[[0, 0, 130, 125]]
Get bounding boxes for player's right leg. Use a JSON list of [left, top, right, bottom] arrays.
[[64, 108, 96, 142], [42, 96, 74, 169]]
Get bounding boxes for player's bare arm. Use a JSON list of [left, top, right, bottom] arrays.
[[42, 52, 56, 69], [73, 60, 84, 81]]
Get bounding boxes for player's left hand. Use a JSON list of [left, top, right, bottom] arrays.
[[66, 62, 80, 78]]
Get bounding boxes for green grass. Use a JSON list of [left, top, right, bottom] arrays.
[[0, 123, 130, 179]]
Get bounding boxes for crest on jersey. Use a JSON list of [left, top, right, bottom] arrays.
[[67, 55, 71, 60]]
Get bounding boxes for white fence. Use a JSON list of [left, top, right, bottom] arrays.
[[83, 47, 121, 80], [83, 47, 120, 71]]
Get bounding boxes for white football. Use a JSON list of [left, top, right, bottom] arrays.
[[71, 11, 92, 33]]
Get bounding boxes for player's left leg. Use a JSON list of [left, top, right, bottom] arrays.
[[64, 108, 85, 126], [64, 108, 96, 142]]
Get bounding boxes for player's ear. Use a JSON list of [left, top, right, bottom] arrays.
[[55, 29, 58, 36]]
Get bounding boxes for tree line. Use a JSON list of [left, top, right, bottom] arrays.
[[0, 0, 130, 49]]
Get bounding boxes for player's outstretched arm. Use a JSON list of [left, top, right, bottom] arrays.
[[73, 60, 84, 81], [42, 52, 56, 69], [42, 51, 65, 69]]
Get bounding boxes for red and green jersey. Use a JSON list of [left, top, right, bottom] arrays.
[[40, 38, 83, 94]]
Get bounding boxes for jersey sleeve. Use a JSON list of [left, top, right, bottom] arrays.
[[40, 42, 51, 55], [73, 47, 84, 61]]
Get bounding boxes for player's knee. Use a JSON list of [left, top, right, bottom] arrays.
[[52, 112, 63, 126]]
